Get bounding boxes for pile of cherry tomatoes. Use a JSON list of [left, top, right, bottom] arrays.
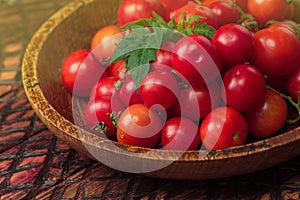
[[61, 0, 300, 151]]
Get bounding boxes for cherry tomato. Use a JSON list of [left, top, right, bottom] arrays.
[[173, 82, 222, 121], [209, 1, 241, 27], [109, 60, 127, 79], [243, 89, 287, 138], [84, 96, 125, 137], [151, 40, 175, 68], [61, 49, 106, 97], [200, 106, 248, 150], [119, 73, 143, 106], [172, 34, 222, 86], [222, 64, 266, 111], [117, 104, 163, 148], [161, 117, 200, 150], [158, 0, 189, 21], [90, 76, 119, 100], [173, 3, 218, 28], [91, 25, 123, 59], [286, 66, 300, 102], [118, 0, 167, 26], [203, 0, 248, 12], [212, 23, 255, 68], [248, 0, 289, 28], [140, 70, 179, 110], [252, 25, 300, 76]]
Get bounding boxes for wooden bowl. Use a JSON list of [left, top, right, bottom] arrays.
[[22, 0, 300, 180]]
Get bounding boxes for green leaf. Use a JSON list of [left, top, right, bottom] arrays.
[[128, 64, 151, 89]]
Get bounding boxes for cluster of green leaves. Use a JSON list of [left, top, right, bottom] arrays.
[[110, 13, 216, 88]]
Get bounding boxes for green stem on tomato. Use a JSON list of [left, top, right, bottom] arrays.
[[267, 86, 300, 124], [229, 1, 259, 32]]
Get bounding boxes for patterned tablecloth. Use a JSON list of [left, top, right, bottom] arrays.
[[0, 0, 300, 199]]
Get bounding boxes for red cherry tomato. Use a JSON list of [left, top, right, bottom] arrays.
[[251, 24, 300, 76], [200, 106, 248, 150], [61, 49, 106, 97], [118, 0, 167, 26], [161, 117, 200, 150], [172, 34, 222, 86], [173, 3, 218, 28], [158, 0, 189, 21], [286, 66, 300, 102], [117, 104, 163, 148], [151, 40, 175, 68], [222, 64, 266, 111], [203, 0, 248, 12], [91, 25, 123, 59], [109, 60, 127, 79], [173, 83, 222, 121], [84, 96, 125, 137], [243, 89, 287, 138], [90, 76, 120, 100], [209, 1, 241, 27], [248, 0, 289, 28], [212, 23, 255, 68], [140, 70, 179, 110], [119, 73, 143, 106]]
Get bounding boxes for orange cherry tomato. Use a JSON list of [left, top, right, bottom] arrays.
[[91, 25, 123, 59]]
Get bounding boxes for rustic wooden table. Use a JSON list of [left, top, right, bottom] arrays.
[[0, 0, 300, 199]]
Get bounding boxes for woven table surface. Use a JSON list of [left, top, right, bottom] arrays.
[[0, 0, 300, 199]]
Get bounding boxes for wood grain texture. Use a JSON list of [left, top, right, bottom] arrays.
[[0, 0, 300, 199], [21, 0, 300, 180]]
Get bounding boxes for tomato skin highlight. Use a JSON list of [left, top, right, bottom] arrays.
[[200, 106, 248, 150], [212, 23, 255, 69], [243, 89, 288, 138], [248, 0, 288, 28], [118, 0, 167, 26], [91, 25, 123, 59], [209, 1, 241, 27], [117, 104, 162, 148], [172, 34, 222, 86], [84, 96, 125, 137], [173, 82, 222, 121], [61, 49, 106, 98], [251, 25, 300, 77], [173, 3, 219, 28], [140, 70, 179, 110], [222, 64, 266, 112], [90, 76, 120, 100], [161, 117, 200, 150]]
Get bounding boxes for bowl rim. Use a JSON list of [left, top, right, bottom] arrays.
[[21, 0, 300, 163]]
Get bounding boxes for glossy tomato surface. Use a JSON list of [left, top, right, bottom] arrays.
[[251, 24, 300, 76], [117, 104, 163, 148], [221, 64, 266, 111], [61, 49, 106, 97], [212, 23, 255, 68], [248, 0, 289, 28], [140, 70, 179, 110], [243, 89, 288, 138], [172, 34, 222, 86], [200, 106, 248, 150], [173, 3, 218, 28], [161, 117, 200, 150], [118, 0, 166, 26]]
